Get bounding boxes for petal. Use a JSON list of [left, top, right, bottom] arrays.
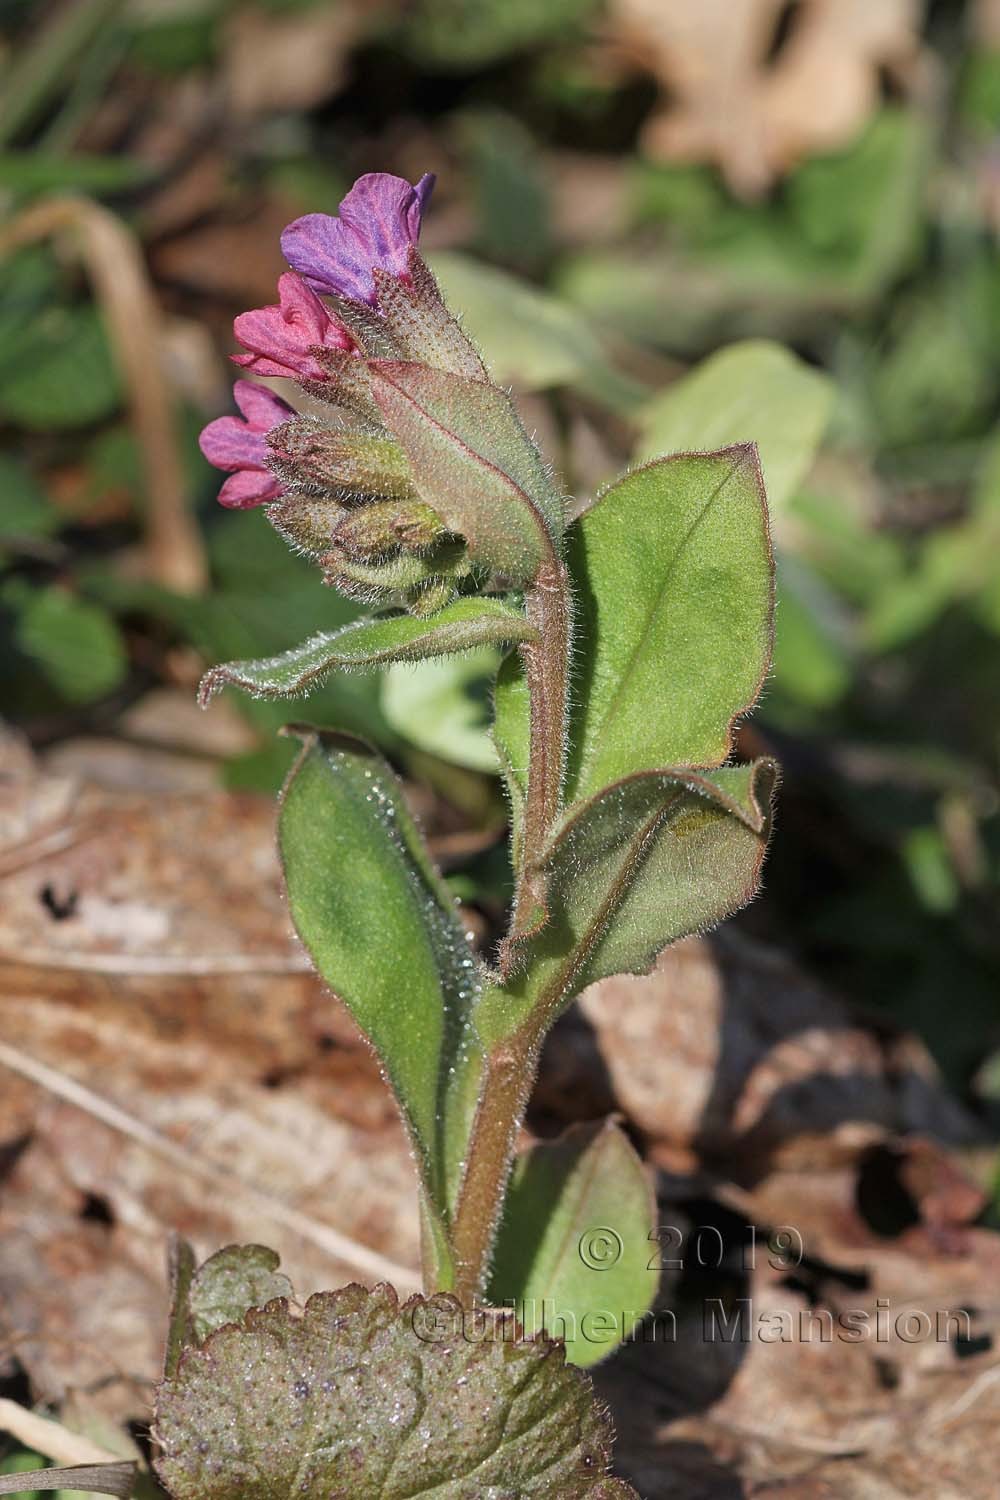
[[232, 379, 295, 432], [232, 304, 294, 363], [338, 173, 416, 268], [199, 414, 267, 471], [408, 173, 436, 238], [281, 213, 373, 302], [275, 271, 329, 340], [280, 172, 433, 303], [216, 467, 283, 509]]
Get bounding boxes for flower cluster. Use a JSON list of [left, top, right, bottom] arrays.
[[199, 171, 476, 615]]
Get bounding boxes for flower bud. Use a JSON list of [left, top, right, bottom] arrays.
[[332, 498, 450, 560], [266, 495, 347, 557], [267, 419, 415, 502], [322, 527, 470, 613]]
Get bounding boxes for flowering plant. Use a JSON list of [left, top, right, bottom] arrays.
[[169, 171, 776, 1495]]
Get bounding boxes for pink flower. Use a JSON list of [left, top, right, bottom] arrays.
[[280, 171, 435, 305], [231, 272, 355, 382], [199, 380, 293, 509]]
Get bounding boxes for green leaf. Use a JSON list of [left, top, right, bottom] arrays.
[[0, 306, 119, 429], [480, 760, 777, 1042], [278, 729, 483, 1233], [154, 1281, 638, 1499], [492, 648, 532, 859], [489, 1120, 658, 1369], [382, 647, 502, 772], [430, 252, 647, 412], [368, 360, 564, 582], [0, 455, 56, 541], [0, 151, 149, 195], [402, 0, 599, 68], [15, 587, 127, 702], [198, 598, 536, 707], [565, 447, 773, 806], [559, 112, 929, 353], [636, 341, 832, 514]]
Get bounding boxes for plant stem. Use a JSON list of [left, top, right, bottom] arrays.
[[449, 1024, 541, 1305], [450, 552, 572, 1303], [507, 553, 571, 949]]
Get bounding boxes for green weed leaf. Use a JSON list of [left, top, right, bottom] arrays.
[[636, 340, 833, 513], [15, 586, 127, 703], [489, 1120, 658, 1369], [431, 253, 647, 412]]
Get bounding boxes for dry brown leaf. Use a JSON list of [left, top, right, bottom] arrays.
[[539, 929, 998, 1496], [610, 0, 925, 195], [537, 930, 980, 1181], [0, 741, 419, 1419], [4, 739, 998, 1500]]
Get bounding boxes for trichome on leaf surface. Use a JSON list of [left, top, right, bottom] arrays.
[[117, 169, 776, 1495]]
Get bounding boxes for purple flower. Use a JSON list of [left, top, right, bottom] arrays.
[[199, 380, 294, 509], [231, 272, 355, 382], [280, 171, 435, 305]]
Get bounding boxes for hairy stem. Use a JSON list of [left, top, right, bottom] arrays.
[[449, 1024, 541, 1305], [508, 554, 571, 949], [449, 553, 572, 1303]]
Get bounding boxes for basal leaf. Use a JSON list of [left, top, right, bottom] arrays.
[[565, 447, 773, 806], [368, 360, 565, 582], [198, 597, 536, 707], [489, 1120, 658, 1369], [154, 1281, 637, 1499], [636, 341, 833, 513], [480, 760, 777, 1041], [187, 1245, 294, 1344], [278, 729, 483, 1234]]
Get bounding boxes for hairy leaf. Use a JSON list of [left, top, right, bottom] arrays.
[[198, 598, 536, 706], [565, 447, 773, 805], [154, 1282, 637, 1499], [636, 340, 833, 513], [368, 360, 565, 582], [489, 1120, 658, 1369], [480, 760, 777, 1040], [278, 729, 483, 1231]]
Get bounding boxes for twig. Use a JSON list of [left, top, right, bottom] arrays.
[[0, 947, 312, 976], [0, 1398, 119, 1466]]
